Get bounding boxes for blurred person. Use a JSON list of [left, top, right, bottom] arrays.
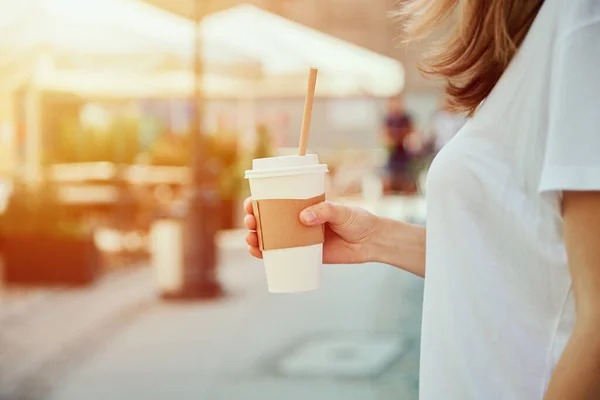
[[428, 96, 467, 154], [382, 95, 418, 194], [245, 0, 600, 399]]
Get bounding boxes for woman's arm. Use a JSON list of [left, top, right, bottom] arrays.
[[544, 191, 600, 399], [369, 217, 426, 278], [245, 199, 426, 277]]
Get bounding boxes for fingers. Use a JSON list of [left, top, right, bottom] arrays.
[[243, 198, 257, 230], [244, 197, 262, 259], [244, 214, 257, 231], [246, 231, 263, 259], [244, 197, 254, 215], [248, 246, 263, 259], [299, 201, 352, 227], [245, 231, 259, 247]]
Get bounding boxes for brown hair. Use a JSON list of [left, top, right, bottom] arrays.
[[400, 0, 544, 116]]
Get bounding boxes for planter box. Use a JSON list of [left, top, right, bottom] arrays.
[[2, 236, 100, 286]]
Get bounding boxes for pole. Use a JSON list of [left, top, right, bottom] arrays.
[[173, 0, 223, 299], [23, 82, 41, 184], [191, 0, 202, 152]]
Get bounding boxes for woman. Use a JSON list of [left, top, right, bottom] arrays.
[[245, 0, 600, 398]]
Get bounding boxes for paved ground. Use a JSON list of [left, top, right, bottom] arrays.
[[0, 196, 426, 400], [0, 267, 156, 400]]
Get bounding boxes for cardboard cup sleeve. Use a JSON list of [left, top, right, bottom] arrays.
[[252, 194, 326, 251]]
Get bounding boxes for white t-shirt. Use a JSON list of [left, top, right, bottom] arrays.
[[421, 0, 600, 399], [430, 110, 467, 152]]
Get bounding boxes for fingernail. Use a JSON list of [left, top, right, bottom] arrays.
[[301, 209, 317, 224]]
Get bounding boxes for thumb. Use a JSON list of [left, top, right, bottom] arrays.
[[299, 202, 351, 226]]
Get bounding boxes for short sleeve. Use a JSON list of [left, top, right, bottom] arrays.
[[538, 21, 600, 194]]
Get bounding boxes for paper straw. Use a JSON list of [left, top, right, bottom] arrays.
[[298, 67, 318, 156]]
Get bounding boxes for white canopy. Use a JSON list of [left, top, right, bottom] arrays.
[[0, 0, 258, 96], [200, 4, 405, 98], [0, 0, 404, 98]]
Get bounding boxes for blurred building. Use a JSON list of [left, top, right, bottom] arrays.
[[146, 0, 441, 130], [146, 0, 393, 54], [144, 0, 438, 90]]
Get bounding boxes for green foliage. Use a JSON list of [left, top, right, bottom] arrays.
[[147, 123, 277, 201], [148, 129, 245, 200], [0, 179, 89, 238], [149, 133, 192, 166], [109, 115, 140, 164], [53, 114, 140, 164], [211, 131, 242, 200], [254, 123, 274, 160]]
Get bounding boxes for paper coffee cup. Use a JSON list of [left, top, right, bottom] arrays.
[[245, 154, 328, 293]]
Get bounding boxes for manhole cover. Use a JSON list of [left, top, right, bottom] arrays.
[[276, 334, 404, 379]]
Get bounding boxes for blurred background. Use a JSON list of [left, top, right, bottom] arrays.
[[0, 0, 465, 399]]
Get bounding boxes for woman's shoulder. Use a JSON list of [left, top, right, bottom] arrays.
[[557, 0, 600, 38]]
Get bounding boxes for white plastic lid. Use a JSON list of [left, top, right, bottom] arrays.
[[245, 154, 328, 179]]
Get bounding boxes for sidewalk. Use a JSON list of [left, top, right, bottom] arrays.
[[54, 263, 423, 400], [0, 267, 156, 400], [0, 195, 425, 400]]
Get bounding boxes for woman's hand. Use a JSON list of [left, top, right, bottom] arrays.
[[243, 198, 381, 264]]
